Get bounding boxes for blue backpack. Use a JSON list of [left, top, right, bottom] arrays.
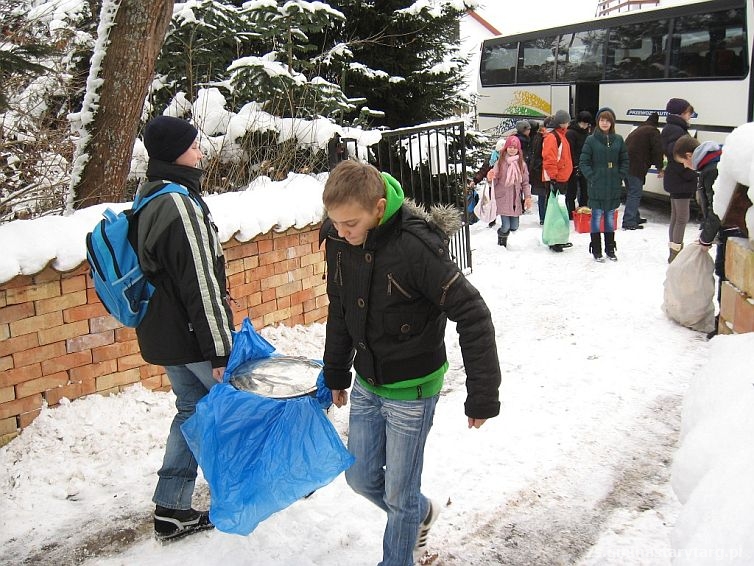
[[85, 182, 190, 327]]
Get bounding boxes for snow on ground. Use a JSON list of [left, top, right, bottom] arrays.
[[0, 202, 740, 565]]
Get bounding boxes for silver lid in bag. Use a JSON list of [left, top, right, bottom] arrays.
[[230, 356, 322, 398]]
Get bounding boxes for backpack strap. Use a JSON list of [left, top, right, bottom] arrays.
[[133, 182, 190, 212]]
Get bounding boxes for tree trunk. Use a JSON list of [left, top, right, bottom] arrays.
[[72, 0, 173, 209]]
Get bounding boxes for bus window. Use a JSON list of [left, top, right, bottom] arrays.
[[557, 29, 607, 81], [518, 36, 558, 83], [668, 8, 748, 79], [480, 41, 518, 86], [606, 20, 670, 79]]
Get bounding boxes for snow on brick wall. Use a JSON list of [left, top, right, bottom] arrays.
[[0, 224, 328, 443]]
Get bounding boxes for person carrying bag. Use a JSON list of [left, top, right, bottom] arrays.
[[541, 184, 572, 251], [541, 110, 574, 252]]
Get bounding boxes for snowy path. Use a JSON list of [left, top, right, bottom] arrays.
[[0, 203, 707, 565]]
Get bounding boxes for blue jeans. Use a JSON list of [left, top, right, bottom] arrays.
[[623, 175, 643, 227], [590, 208, 616, 233], [497, 215, 520, 235], [346, 379, 439, 566], [153, 361, 217, 510]]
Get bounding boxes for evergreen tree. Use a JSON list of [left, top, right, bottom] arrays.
[[152, 0, 354, 120], [151, 0, 255, 115], [323, 0, 472, 128]]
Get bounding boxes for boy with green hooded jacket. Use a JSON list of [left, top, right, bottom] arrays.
[[319, 160, 501, 566]]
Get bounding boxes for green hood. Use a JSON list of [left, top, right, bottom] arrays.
[[379, 172, 404, 225]]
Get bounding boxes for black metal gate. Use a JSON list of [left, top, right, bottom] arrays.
[[364, 121, 472, 272]]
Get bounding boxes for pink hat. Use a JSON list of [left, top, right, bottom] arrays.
[[503, 136, 521, 150]]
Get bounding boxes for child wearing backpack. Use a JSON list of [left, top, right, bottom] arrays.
[[137, 116, 234, 541]]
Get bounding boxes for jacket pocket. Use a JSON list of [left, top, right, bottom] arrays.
[[383, 310, 428, 341], [387, 273, 413, 299]]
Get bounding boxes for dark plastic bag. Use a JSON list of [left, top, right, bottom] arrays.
[[181, 318, 352, 535]]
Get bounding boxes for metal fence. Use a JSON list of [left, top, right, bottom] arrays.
[[364, 121, 473, 273]]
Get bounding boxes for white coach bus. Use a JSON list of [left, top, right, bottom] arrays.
[[475, 0, 752, 197]]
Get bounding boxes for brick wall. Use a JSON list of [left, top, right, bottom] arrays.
[[718, 237, 754, 335], [0, 224, 328, 444]]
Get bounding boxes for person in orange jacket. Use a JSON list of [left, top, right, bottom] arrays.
[[542, 110, 573, 188], [541, 110, 574, 251]]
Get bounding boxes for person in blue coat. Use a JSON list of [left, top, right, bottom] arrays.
[[579, 107, 629, 262]]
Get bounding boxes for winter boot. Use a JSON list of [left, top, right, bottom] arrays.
[[605, 232, 617, 261], [498, 230, 509, 247], [668, 242, 683, 263], [154, 506, 214, 542], [589, 232, 604, 262]]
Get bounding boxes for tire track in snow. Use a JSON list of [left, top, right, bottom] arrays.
[[438, 394, 682, 565]]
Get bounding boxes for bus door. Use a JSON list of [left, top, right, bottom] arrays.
[[551, 84, 571, 116], [573, 82, 600, 120]]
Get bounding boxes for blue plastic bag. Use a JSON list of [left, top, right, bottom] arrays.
[[182, 385, 354, 535], [222, 317, 276, 381], [181, 318, 353, 535]]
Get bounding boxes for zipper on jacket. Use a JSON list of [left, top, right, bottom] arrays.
[[439, 272, 461, 306], [335, 251, 343, 285], [387, 273, 413, 299]]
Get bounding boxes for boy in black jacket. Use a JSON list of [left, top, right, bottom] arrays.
[[320, 160, 501, 566], [137, 116, 234, 541]]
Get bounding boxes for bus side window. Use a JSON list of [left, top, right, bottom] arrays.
[[518, 36, 557, 84], [670, 8, 748, 79], [480, 42, 518, 86], [606, 20, 670, 80]]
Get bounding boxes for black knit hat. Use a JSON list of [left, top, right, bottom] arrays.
[[143, 116, 198, 163], [596, 107, 616, 120], [666, 98, 693, 116]]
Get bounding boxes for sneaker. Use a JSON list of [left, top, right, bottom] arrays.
[[638, 217, 647, 224], [414, 499, 442, 560], [622, 225, 643, 230], [154, 506, 214, 542]]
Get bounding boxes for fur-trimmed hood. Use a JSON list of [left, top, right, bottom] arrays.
[[402, 199, 463, 238]]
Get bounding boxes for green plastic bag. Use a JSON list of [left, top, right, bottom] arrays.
[[542, 190, 571, 245]]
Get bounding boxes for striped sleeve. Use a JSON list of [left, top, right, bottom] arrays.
[[171, 193, 233, 362]]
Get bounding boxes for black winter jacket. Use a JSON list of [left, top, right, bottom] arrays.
[[528, 131, 546, 193], [135, 160, 234, 368], [565, 122, 590, 172], [661, 115, 697, 198], [320, 204, 501, 419], [515, 132, 533, 170]]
